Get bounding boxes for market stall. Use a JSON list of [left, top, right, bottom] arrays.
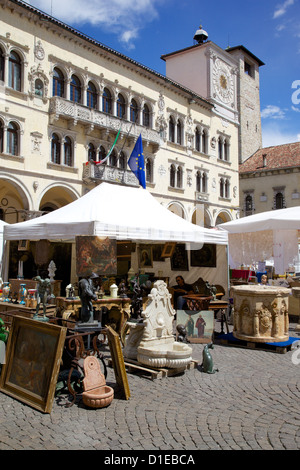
[[219, 206, 300, 276]]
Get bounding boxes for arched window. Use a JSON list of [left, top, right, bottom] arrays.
[[224, 139, 229, 161], [170, 164, 176, 187], [176, 120, 182, 145], [146, 158, 153, 183], [169, 116, 175, 142], [103, 88, 112, 114], [218, 137, 223, 160], [195, 129, 201, 151], [64, 136, 73, 166], [245, 194, 253, 216], [9, 51, 21, 91], [53, 67, 64, 97], [130, 99, 138, 123], [88, 143, 96, 162], [70, 75, 81, 103], [109, 149, 118, 167], [87, 82, 97, 109], [99, 145, 106, 163], [0, 120, 3, 153], [202, 172, 207, 193], [51, 133, 60, 164], [202, 130, 208, 154], [220, 178, 224, 198], [177, 166, 183, 188], [225, 179, 230, 198], [119, 151, 126, 169], [142, 104, 150, 127], [196, 171, 201, 192], [117, 93, 125, 119], [0, 48, 4, 83], [7, 122, 19, 155]]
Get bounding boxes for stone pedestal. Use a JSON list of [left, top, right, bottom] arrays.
[[231, 285, 289, 343]]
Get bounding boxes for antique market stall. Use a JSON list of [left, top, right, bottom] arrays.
[[219, 206, 300, 276]]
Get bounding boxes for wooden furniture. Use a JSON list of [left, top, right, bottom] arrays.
[[208, 300, 229, 335], [0, 301, 56, 318], [55, 296, 131, 342], [9, 279, 62, 298], [183, 295, 212, 311]]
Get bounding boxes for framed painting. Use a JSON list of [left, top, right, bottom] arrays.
[[190, 243, 216, 268], [161, 242, 176, 258], [0, 316, 67, 413], [171, 244, 189, 271], [176, 310, 214, 343], [106, 326, 130, 400], [152, 244, 165, 262], [75, 236, 117, 277], [139, 245, 153, 268], [18, 239, 29, 251]]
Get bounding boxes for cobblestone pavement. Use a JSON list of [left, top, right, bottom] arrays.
[[0, 319, 299, 454]]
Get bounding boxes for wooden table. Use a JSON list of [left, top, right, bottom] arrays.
[[208, 300, 229, 335], [55, 296, 131, 342]]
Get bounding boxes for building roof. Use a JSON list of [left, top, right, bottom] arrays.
[[225, 45, 265, 66], [239, 142, 300, 174], [6, 0, 212, 109]]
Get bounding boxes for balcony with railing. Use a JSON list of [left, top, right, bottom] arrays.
[[49, 97, 160, 149], [82, 162, 139, 186]]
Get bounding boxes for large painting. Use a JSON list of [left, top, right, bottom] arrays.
[[76, 236, 117, 277], [0, 316, 66, 413], [190, 243, 216, 267], [176, 310, 214, 343]]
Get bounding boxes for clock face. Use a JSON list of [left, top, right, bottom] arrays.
[[212, 59, 234, 104]]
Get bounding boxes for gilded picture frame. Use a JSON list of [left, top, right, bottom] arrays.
[[161, 242, 176, 258], [106, 325, 130, 400], [0, 316, 67, 413]]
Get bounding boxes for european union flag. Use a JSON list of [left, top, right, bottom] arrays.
[[128, 134, 146, 189]]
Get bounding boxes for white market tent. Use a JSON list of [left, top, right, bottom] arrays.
[[0, 220, 7, 268], [3, 182, 228, 245], [219, 206, 300, 274]]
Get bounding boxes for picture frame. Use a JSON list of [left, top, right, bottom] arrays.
[[161, 242, 176, 258], [139, 244, 153, 268], [106, 325, 130, 400], [75, 235, 117, 277], [152, 244, 165, 262], [171, 243, 189, 271], [190, 243, 216, 268], [176, 310, 214, 343], [0, 316, 67, 413], [18, 239, 29, 251]]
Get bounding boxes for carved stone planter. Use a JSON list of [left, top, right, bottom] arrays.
[[231, 285, 290, 343]]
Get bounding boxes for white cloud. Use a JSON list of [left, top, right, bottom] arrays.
[[262, 122, 300, 147], [273, 0, 295, 19], [28, 0, 161, 48], [261, 105, 286, 120]]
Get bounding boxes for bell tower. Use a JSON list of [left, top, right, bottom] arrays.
[[226, 46, 264, 163]]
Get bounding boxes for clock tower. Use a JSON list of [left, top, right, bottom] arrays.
[[161, 26, 264, 163]]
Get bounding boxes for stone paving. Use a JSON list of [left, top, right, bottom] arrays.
[[0, 319, 299, 453]]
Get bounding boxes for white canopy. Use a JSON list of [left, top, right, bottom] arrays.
[[4, 182, 228, 245], [219, 206, 300, 233], [219, 207, 300, 273]]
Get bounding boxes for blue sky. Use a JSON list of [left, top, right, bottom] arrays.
[[27, 0, 300, 148]]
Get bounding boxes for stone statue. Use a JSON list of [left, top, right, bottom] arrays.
[[201, 343, 218, 374], [33, 276, 51, 321], [129, 277, 143, 322], [78, 272, 99, 323]]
